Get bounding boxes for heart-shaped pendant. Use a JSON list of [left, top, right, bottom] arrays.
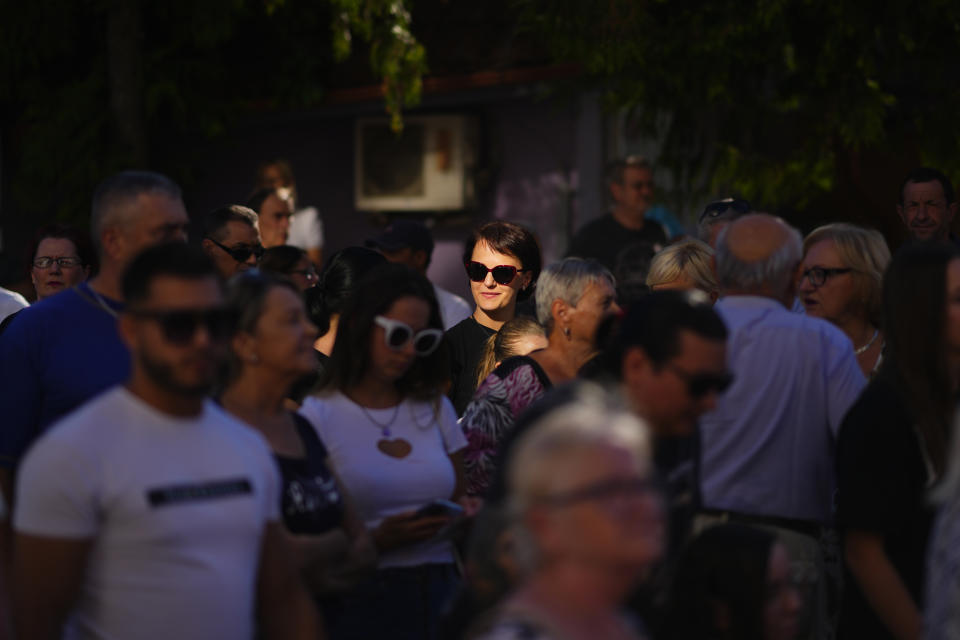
[[377, 438, 412, 459]]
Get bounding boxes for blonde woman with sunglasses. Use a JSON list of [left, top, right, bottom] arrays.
[[299, 262, 472, 640]]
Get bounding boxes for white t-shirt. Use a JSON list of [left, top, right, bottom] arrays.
[[434, 283, 472, 330], [287, 206, 324, 251], [298, 392, 467, 568], [15, 386, 280, 640], [0, 286, 28, 324]]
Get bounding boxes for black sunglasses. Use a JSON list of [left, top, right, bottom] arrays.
[[464, 261, 527, 285], [206, 237, 264, 263], [129, 307, 235, 345], [699, 198, 752, 223], [664, 363, 734, 397], [800, 267, 852, 287]]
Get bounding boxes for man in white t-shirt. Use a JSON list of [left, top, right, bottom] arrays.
[[12, 244, 317, 640], [367, 219, 472, 330]]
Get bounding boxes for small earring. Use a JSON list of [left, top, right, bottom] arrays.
[[563, 327, 571, 339]]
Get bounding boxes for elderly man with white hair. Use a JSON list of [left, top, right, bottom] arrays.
[[695, 214, 866, 640]]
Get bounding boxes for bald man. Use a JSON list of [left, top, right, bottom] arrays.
[[695, 214, 866, 640]]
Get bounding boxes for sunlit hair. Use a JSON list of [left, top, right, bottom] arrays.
[[646, 239, 718, 297], [504, 388, 652, 574], [320, 262, 448, 401], [463, 221, 542, 301], [222, 271, 301, 386], [715, 216, 802, 295], [803, 223, 890, 327], [91, 171, 182, 256], [535, 257, 615, 334], [475, 316, 547, 387]]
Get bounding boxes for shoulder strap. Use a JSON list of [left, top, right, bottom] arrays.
[[290, 412, 328, 460]]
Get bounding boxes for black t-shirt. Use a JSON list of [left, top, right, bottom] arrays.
[[276, 413, 345, 535], [445, 316, 496, 416], [567, 214, 667, 274], [836, 376, 934, 640]]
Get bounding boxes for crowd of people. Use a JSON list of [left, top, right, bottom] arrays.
[[0, 158, 958, 640]]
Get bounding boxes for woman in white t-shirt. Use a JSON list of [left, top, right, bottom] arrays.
[[299, 262, 470, 640]]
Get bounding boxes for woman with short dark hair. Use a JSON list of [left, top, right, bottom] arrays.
[[461, 257, 620, 497], [446, 221, 542, 415]]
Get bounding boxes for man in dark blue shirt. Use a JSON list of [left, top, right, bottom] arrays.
[[0, 170, 189, 504]]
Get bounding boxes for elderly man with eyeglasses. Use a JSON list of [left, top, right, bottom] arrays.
[[694, 213, 866, 640]]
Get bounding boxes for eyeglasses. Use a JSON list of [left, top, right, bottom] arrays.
[[128, 307, 235, 345], [663, 363, 734, 397], [374, 316, 443, 356], [206, 237, 264, 263], [699, 198, 752, 223], [464, 261, 527, 285], [33, 256, 83, 269], [539, 477, 658, 507], [800, 267, 852, 287]]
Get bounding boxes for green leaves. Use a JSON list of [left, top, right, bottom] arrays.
[[511, 0, 960, 219], [330, 0, 427, 132]]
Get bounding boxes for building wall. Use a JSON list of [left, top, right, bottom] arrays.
[[180, 86, 591, 302]]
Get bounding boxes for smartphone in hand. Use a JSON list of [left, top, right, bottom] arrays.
[[413, 499, 465, 520]]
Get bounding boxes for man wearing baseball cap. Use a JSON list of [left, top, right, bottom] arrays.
[[367, 219, 471, 329]]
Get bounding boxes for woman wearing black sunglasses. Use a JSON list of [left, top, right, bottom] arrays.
[[219, 273, 375, 601], [446, 221, 542, 416], [299, 263, 471, 640], [461, 257, 620, 497]]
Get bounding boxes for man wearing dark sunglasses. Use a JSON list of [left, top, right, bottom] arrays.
[[567, 155, 667, 273], [367, 219, 471, 329], [201, 204, 264, 279], [612, 291, 730, 438], [697, 214, 866, 640], [12, 244, 318, 639]]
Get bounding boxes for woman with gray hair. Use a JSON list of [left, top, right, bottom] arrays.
[[466, 400, 663, 639], [460, 257, 620, 497]]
